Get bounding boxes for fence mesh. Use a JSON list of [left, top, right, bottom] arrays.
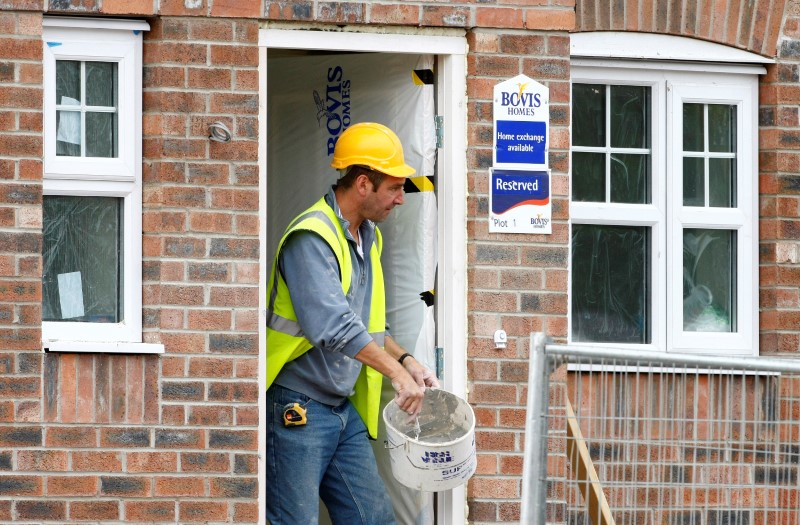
[[523, 335, 800, 525]]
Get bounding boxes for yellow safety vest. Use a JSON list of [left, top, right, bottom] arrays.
[[266, 196, 386, 439]]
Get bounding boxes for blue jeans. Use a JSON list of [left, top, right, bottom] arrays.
[[266, 384, 396, 525]]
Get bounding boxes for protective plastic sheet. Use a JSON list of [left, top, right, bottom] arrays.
[[267, 51, 437, 524]]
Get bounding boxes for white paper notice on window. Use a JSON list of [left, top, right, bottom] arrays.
[[57, 271, 85, 319], [56, 96, 81, 145]]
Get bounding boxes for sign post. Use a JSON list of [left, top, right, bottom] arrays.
[[490, 74, 551, 234]]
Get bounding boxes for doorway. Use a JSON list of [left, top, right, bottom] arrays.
[[258, 28, 467, 525]]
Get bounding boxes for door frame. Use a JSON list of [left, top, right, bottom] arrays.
[[257, 27, 469, 525]]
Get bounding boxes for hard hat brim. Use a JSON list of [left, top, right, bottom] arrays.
[[374, 163, 416, 178]]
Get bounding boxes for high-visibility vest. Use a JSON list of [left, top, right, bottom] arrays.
[[266, 196, 386, 439]]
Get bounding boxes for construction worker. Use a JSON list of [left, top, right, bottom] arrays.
[[266, 122, 440, 524]]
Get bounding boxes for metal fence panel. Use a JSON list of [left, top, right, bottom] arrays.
[[522, 333, 800, 525]]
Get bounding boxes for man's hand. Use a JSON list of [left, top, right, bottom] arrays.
[[390, 370, 426, 416], [402, 355, 440, 389]]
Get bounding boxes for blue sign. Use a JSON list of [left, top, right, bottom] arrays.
[[489, 169, 551, 234], [495, 120, 547, 166]]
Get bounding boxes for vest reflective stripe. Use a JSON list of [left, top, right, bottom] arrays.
[[266, 196, 386, 439]]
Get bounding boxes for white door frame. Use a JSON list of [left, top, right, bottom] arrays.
[[257, 28, 469, 525]]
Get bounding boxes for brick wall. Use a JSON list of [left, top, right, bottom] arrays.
[[761, 3, 800, 357], [0, 7, 46, 520], [465, 25, 571, 522], [576, 0, 788, 57]]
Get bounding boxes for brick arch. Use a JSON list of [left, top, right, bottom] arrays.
[[575, 0, 789, 58]]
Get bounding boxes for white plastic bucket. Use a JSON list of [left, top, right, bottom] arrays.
[[382, 389, 476, 492]]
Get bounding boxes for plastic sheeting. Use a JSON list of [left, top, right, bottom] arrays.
[[267, 51, 437, 525]]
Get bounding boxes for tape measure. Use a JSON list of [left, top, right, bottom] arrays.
[[283, 403, 307, 427]]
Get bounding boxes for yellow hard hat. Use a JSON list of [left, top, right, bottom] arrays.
[[330, 122, 416, 178]]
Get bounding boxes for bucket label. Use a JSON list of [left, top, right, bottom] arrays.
[[421, 451, 452, 464]]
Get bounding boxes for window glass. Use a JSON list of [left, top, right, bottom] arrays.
[[610, 153, 649, 204], [683, 157, 705, 206], [709, 158, 735, 207], [683, 103, 704, 151], [683, 229, 736, 333], [709, 104, 736, 153], [571, 224, 651, 344], [682, 103, 737, 208], [572, 83, 651, 205], [572, 84, 605, 147], [572, 151, 605, 201], [610, 85, 649, 149], [55, 60, 118, 158], [42, 196, 123, 323]]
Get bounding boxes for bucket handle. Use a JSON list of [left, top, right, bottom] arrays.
[[383, 440, 405, 450]]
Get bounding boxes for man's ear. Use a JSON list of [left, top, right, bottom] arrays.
[[355, 172, 372, 195]]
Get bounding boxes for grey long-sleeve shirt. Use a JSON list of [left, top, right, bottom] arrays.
[[272, 188, 382, 406]]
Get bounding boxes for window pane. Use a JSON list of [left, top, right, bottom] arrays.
[[572, 151, 605, 202], [683, 157, 705, 206], [683, 103, 704, 152], [56, 60, 81, 104], [571, 225, 650, 344], [709, 158, 735, 207], [42, 196, 123, 323], [85, 62, 117, 107], [610, 153, 650, 204], [610, 85, 650, 149], [683, 229, 736, 332], [86, 112, 117, 158], [708, 104, 736, 153], [56, 110, 81, 157], [572, 84, 605, 147]]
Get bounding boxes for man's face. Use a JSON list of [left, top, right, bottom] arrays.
[[362, 172, 405, 223]]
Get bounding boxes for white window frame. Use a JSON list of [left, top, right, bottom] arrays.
[[42, 17, 162, 354], [569, 33, 767, 356]]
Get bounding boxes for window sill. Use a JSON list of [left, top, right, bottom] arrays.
[[43, 341, 164, 354]]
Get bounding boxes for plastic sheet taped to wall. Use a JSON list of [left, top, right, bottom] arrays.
[[267, 52, 437, 524]]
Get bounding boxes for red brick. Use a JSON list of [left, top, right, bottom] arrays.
[[181, 452, 230, 473], [188, 18, 233, 41], [233, 501, 259, 523], [469, 477, 519, 499], [159, 0, 207, 16], [101, 0, 154, 15], [46, 426, 96, 447], [316, 1, 365, 23], [17, 450, 67, 471], [422, 5, 470, 27], [235, 358, 258, 378], [236, 405, 259, 426], [210, 0, 261, 18], [188, 356, 234, 377], [210, 45, 258, 67], [127, 451, 178, 473], [0, 38, 41, 61], [71, 451, 122, 472], [0, 476, 41, 496], [16, 500, 65, 520], [189, 405, 234, 426], [370, 3, 419, 25], [124, 500, 176, 522], [162, 405, 186, 425], [266, 0, 313, 20], [180, 501, 228, 522], [69, 500, 119, 521], [46, 475, 97, 496], [155, 476, 205, 496], [209, 286, 258, 307], [187, 67, 232, 90], [476, 7, 524, 29]]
